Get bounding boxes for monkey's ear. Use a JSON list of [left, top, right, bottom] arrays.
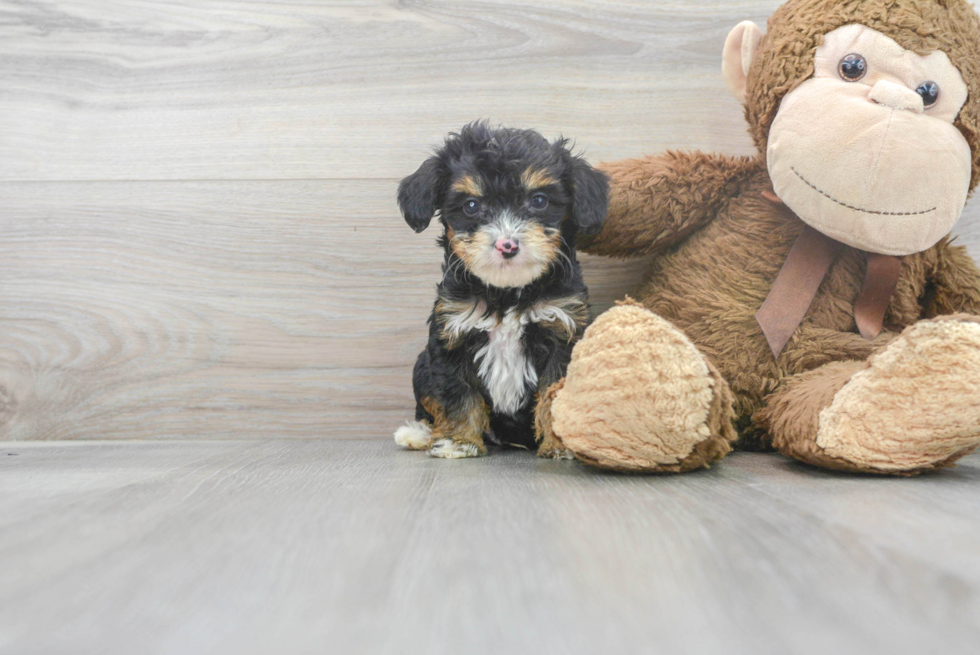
[[722, 21, 763, 104], [569, 158, 609, 235], [398, 156, 445, 233]]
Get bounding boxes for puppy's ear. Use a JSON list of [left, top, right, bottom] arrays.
[[569, 158, 609, 235], [398, 156, 445, 233]]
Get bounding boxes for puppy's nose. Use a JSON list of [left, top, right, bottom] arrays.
[[495, 238, 520, 259]]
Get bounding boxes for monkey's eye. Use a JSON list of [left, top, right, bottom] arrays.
[[462, 199, 481, 217], [838, 54, 867, 82], [529, 193, 549, 210], [915, 81, 940, 108]]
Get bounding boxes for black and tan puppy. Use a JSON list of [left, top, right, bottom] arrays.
[[394, 122, 608, 459]]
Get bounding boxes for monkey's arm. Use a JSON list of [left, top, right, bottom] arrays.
[[923, 239, 980, 317], [778, 326, 898, 373], [579, 151, 759, 258]]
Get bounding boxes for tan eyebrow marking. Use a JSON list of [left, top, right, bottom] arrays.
[[451, 175, 483, 196], [521, 168, 558, 190]]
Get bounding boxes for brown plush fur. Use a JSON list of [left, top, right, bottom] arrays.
[[581, 153, 980, 455], [761, 317, 980, 474], [756, 360, 872, 470], [556, 0, 980, 473], [748, 0, 980, 191], [550, 301, 737, 471]]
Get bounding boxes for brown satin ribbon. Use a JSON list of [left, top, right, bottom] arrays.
[[854, 252, 903, 340], [756, 191, 903, 359], [756, 224, 841, 358]]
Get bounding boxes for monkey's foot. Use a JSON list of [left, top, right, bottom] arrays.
[[551, 302, 736, 472], [770, 315, 980, 475]]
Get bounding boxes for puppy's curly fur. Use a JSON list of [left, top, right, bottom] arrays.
[[394, 122, 608, 458]]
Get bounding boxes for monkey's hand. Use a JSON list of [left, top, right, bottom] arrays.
[[578, 151, 759, 258], [924, 238, 980, 318]]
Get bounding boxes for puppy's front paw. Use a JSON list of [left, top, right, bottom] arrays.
[[429, 438, 482, 459], [394, 420, 433, 450]]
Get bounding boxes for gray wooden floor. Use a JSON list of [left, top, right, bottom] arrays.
[[3, 440, 980, 654]]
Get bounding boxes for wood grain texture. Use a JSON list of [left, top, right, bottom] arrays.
[[0, 180, 650, 440], [0, 0, 774, 181], [2, 440, 980, 655], [0, 0, 978, 441]]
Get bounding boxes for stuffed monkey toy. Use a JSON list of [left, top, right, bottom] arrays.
[[539, 0, 980, 475]]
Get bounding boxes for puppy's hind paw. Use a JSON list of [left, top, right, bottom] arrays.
[[429, 438, 481, 459], [394, 421, 433, 450], [537, 447, 575, 460]]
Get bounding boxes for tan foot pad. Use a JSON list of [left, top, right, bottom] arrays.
[[817, 316, 980, 473], [552, 303, 733, 472]]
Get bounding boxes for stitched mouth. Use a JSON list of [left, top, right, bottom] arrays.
[[791, 167, 936, 217]]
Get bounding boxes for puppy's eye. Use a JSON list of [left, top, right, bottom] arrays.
[[838, 54, 867, 81], [529, 193, 549, 210], [916, 81, 940, 108], [462, 199, 481, 217]]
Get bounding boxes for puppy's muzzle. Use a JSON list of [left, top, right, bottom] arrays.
[[495, 238, 520, 259]]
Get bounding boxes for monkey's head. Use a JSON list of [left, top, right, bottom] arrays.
[[723, 0, 980, 256]]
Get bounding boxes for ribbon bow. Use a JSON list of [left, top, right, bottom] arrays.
[[755, 190, 903, 358]]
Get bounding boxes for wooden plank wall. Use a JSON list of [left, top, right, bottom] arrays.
[[2, 0, 979, 441]]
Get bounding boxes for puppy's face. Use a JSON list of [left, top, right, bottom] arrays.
[[398, 124, 608, 289], [444, 160, 566, 288]]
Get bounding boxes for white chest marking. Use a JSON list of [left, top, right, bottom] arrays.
[[443, 300, 579, 416], [475, 309, 537, 416]]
